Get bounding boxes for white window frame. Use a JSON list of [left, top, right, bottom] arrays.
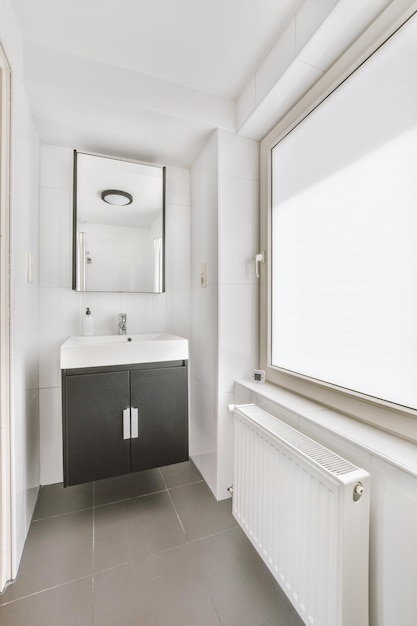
[[259, 2, 417, 443]]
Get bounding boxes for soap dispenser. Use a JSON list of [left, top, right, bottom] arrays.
[[82, 307, 94, 336]]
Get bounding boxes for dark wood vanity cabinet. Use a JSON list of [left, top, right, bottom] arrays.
[[61, 360, 188, 486]]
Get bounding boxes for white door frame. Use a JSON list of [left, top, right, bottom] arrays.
[[0, 41, 12, 592]]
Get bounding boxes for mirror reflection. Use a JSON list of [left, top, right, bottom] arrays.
[[73, 151, 165, 293]]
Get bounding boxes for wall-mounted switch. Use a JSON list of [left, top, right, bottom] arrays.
[[252, 369, 265, 384], [200, 262, 207, 288]]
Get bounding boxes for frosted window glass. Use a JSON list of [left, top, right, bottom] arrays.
[[271, 14, 417, 410]]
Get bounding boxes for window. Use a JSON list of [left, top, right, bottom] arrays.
[[260, 9, 417, 439]]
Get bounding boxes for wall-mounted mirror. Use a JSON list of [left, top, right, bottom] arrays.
[[73, 151, 165, 293]]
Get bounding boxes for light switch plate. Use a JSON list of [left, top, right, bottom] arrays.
[[26, 251, 34, 284], [252, 369, 265, 383]]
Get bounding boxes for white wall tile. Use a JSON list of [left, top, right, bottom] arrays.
[[191, 224, 218, 291], [218, 349, 259, 395], [40, 387, 63, 485], [190, 285, 218, 389], [216, 392, 234, 500], [190, 130, 260, 499], [151, 293, 168, 332], [219, 284, 259, 356], [190, 134, 219, 292], [370, 458, 417, 626], [12, 283, 39, 392], [189, 378, 216, 455], [189, 133, 220, 495], [218, 284, 259, 393], [25, 390, 41, 492], [11, 386, 40, 570], [39, 187, 72, 288], [190, 131, 218, 208], [218, 131, 259, 181], [165, 166, 190, 206], [166, 290, 190, 339], [219, 175, 259, 285], [39, 288, 71, 388], [40, 144, 73, 190], [68, 289, 88, 336], [75, 291, 121, 335], [118, 292, 167, 334], [8, 65, 41, 574], [13, 389, 40, 547], [69, 285, 169, 337], [165, 201, 191, 291], [191, 186, 218, 291], [189, 376, 217, 496]]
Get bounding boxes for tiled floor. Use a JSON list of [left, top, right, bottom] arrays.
[[0, 461, 303, 626]]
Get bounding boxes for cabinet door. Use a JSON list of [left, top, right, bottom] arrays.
[[63, 371, 130, 485], [130, 366, 188, 472]]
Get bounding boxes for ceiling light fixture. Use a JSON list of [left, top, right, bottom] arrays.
[[100, 189, 133, 206]]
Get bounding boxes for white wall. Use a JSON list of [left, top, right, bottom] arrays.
[[39, 145, 190, 485], [10, 79, 40, 577], [190, 131, 219, 494], [0, 0, 41, 576], [190, 129, 259, 499], [217, 131, 259, 499]]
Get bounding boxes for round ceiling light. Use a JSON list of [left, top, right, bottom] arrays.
[[100, 189, 133, 206]]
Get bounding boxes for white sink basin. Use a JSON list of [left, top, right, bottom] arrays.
[[60, 333, 188, 369]]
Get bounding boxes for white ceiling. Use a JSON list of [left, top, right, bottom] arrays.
[[13, 0, 305, 99], [11, 0, 308, 166], [10, 0, 395, 167]]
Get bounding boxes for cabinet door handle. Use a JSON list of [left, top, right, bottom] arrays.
[[123, 408, 131, 439], [131, 407, 139, 439]]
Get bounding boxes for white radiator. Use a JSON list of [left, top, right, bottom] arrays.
[[233, 404, 370, 626]]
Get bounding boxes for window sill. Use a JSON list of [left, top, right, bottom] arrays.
[[235, 380, 417, 480]]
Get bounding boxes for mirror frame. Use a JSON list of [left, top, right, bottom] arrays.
[[72, 150, 166, 293]]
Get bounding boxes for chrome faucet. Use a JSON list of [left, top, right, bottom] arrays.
[[118, 313, 127, 335]]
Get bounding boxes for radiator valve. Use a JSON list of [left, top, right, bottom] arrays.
[[353, 482, 364, 502]]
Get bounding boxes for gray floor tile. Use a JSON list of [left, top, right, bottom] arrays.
[[192, 526, 298, 626], [94, 468, 165, 506], [261, 609, 305, 626], [93, 544, 221, 626], [160, 459, 203, 488], [4, 467, 305, 626], [0, 577, 93, 626], [33, 482, 93, 520], [94, 491, 187, 571], [0, 509, 93, 604], [169, 481, 237, 540]]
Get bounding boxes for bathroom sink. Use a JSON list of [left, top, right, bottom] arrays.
[[60, 333, 188, 369]]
